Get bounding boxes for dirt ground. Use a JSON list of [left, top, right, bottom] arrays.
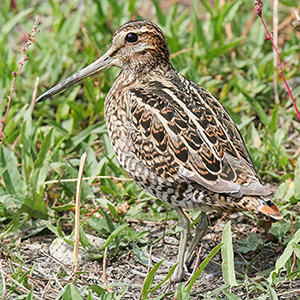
[[1, 210, 299, 299]]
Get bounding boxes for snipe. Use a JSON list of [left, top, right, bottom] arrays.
[[36, 20, 283, 282]]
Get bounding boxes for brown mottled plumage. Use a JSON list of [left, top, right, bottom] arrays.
[[36, 20, 283, 281]]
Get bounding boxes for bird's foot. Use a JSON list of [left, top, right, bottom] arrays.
[[142, 252, 174, 267], [171, 266, 184, 283]]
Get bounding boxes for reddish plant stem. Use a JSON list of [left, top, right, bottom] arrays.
[[0, 15, 40, 144], [0, 70, 17, 143], [255, 0, 300, 121]]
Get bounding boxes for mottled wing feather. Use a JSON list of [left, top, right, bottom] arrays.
[[128, 75, 271, 197]]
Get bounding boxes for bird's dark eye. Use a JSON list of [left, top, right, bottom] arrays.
[[125, 32, 138, 43]]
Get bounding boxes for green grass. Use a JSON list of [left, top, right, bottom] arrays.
[[1, 0, 300, 299]]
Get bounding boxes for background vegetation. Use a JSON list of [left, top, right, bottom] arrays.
[[0, 0, 299, 299]]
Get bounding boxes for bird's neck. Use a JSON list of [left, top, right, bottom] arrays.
[[117, 60, 174, 86]]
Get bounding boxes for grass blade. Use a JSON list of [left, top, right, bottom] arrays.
[[221, 221, 237, 286], [0, 146, 25, 194], [268, 286, 279, 300], [100, 224, 128, 249], [252, 101, 270, 128], [222, 290, 242, 300], [62, 283, 83, 300], [268, 228, 300, 283], [142, 260, 164, 299], [294, 156, 300, 199], [150, 263, 178, 294], [185, 243, 223, 293]]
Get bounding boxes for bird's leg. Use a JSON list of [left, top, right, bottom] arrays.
[[184, 212, 207, 268], [172, 207, 190, 282]]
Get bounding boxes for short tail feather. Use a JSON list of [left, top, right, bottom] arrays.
[[259, 199, 283, 220], [218, 194, 283, 220], [243, 196, 283, 220], [207, 193, 283, 220]]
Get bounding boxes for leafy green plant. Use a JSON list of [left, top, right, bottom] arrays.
[[237, 231, 265, 253]]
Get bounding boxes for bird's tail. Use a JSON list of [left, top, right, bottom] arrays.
[[206, 192, 283, 220], [239, 195, 283, 220], [258, 198, 283, 220]]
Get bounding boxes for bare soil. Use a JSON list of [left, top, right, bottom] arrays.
[[1, 211, 299, 299]]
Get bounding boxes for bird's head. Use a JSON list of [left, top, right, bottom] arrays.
[[109, 20, 170, 70], [36, 20, 170, 103]]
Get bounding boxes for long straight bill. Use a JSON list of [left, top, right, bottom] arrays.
[[35, 51, 113, 103]]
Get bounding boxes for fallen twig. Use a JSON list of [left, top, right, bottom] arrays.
[[103, 247, 112, 292], [31, 76, 40, 113], [74, 152, 87, 271], [0, 269, 43, 300], [0, 259, 6, 300], [44, 175, 132, 185], [290, 213, 296, 289]]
